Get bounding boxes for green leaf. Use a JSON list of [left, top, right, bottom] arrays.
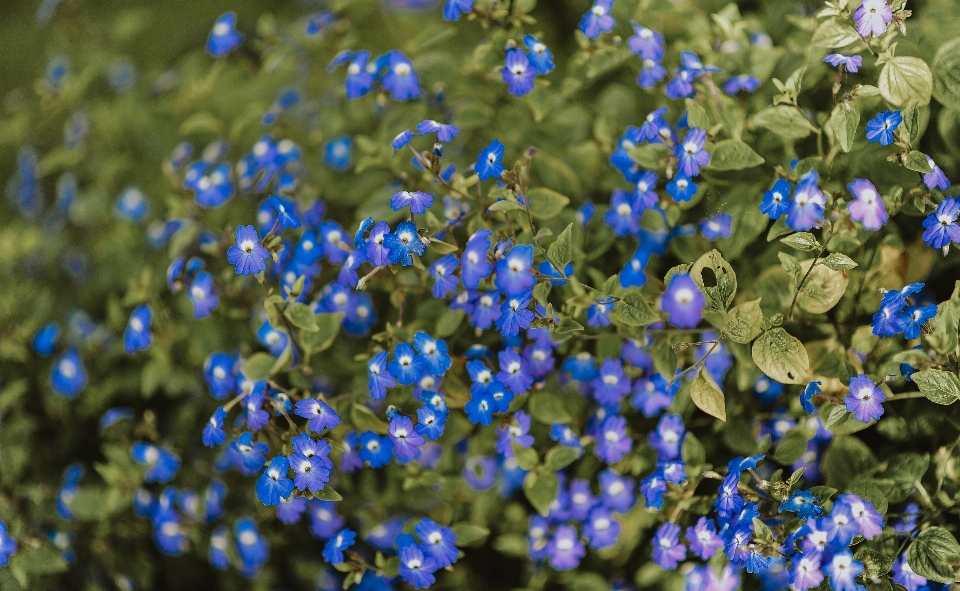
[[544, 445, 581, 471], [780, 232, 821, 251], [241, 352, 276, 381], [908, 527, 960, 583], [822, 252, 858, 271], [932, 38, 960, 107], [752, 328, 809, 384], [610, 289, 659, 327], [8, 545, 69, 576], [301, 312, 344, 353], [488, 199, 524, 212], [429, 239, 459, 254], [451, 523, 490, 546], [811, 19, 862, 49], [286, 302, 318, 331], [690, 249, 738, 311], [912, 369, 960, 405], [855, 549, 894, 578], [826, 102, 860, 153], [778, 251, 801, 279], [512, 442, 540, 471], [752, 105, 815, 139], [708, 139, 764, 171], [685, 98, 710, 129], [879, 56, 934, 107], [523, 470, 560, 517], [682, 432, 706, 467], [529, 390, 572, 424], [901, 101, 923, 147], [904, 150, 933, 173], [314, 486, 343, 501], [350, 403, 389, 435], [774, 430, 810, 464], [547, 223, 574, 268], [526, 188, 570, 220], [796, 259, 849, 315], [822, 436, 876, 491], [690, 368, 726, 421], [883, 453, 930, 503], [554, 317, 584, 334], [435, 308, 464, 338], [629, 143, 673, 170], [823, 403, 850, 430], [725, 298, 763, 344]]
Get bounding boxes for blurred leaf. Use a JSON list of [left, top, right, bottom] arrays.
[[451, 523, 490, 546], [690, 368, 726, 422], [526, 188, 569, 220], [523, 470, 559, 517], [708, 139, 764, 170], [241, 352, 276, 381]]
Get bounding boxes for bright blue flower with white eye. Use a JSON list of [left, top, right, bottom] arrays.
[[661, 273, 705, 329], [415, 518, 458, 568], [676, 128, 710, 177], [761, 178, 792, 219], [824, 550, 863, 591], [563, 351, 598, 382], [308, 499, 344, 539], [470, 291, 502, 329], [416, 405, 446, 440], [384, 220, 427, 266], [495, 244, 535, 295], [627, 22, 664, 60], [577, 200, 596, 226], [51, 347, 86, 397], [649, 414, 685, 461], [235, 518, 269, 575], [33, 323, 60, 356], [502, 49, 536, 97], [845, 374, 885, 423], [207, 12, 243, 58], [399, 544, 438, 589], [391, 190, 434, 215], [824, 53, 863, 73], [389, 415, 424, 463], [382, 51, 422, 101], [700, 213, 732, 240], [633, 171, 659, 210], [367, 351, 395, 400], [522, 35, 554, 74], [497, 348, 533, 394], [343, 51, 374, 99], [461, 229, 493, 287], [323, 528, 356, 564], [413, 332, 452, 376], [428, 254, 460, 298], [902, 305, 937, 339], [476, 139, 506, 180], [209, 526, 230, 569], [244, 388, 270, 431], [595, 415, 632, 463], [203, 407, 228, 447], [579, 0, 615, 38], [723, 75, 760, 94], [231, 432, 270, 476], [268, 195, 300, 229], [665, 69, 696, 99], [203, 352, 235, 400], [779, 490, 823, 520], [392, 130, 416, 153], [131, 442, 181, 483], [153, 514, 187, 556], [257, 322, 288, 358], [358, 431, 394, 468], [598, 469, 634, 513], [324, 136, 352, 171], [115, 186, 149, 222], [666, 175, 697, 202], [638, 58, 667, 88], [786, 170, 826, 231], [388, 342, 423, 385], [465, 390, 495, 425], [227, 225, 271, 276], [295, 398, 340, 432], [416, 120, 459, 142], [496, 292, 535, 336], [592, 358, 630, 406], [865, 110, 902, 146], [923, 197, 960, 252], [923, 154, 951, 191], [255, 456, 294, 506], [443, 0, 474, 20], [288, 433, 333, 492], [495, 410, 534, 457]]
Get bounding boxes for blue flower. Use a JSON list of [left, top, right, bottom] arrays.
[[415, 518, 458, 568], [687, 517, 723, 559], [256, 456, 294, 506], [227, 225, 271, 276], [638, 58, 667, 88], [465, 390, 495, 425], [391, 190, 434, 214], [189, 271, 219, 319], [845, 374, 885, 423], [502, 48, 537, 97], [579, 0, 615, 38], [413, 332, 452, 376], [131, 442, 180, 483], [231, 432, 270, 476], [665, 69, 696, 99], [700, 213, 732, 240], [723, 75, 760, 94], [235, 518, 269, 575], [389, 415, 425, 463], [323, 528, 356, 564], [345, 51, 375, 99], [923, 154, 952, 191], [853, 0, 892, 37], [115, 186, 149, 222], [289, 433, 333, 492], [269, 195, 301, 229], [661, 273, 705, 329], [309, 500, 345, 539], [295, 398, 340, 432], [779, 490, 823, 520], [33, 322, 60, 356], [209, 526, 230, 569], [443, 0, 474, 21], [651, 522, 686, 569], [825, 550, 863, 591], [429, 254, 460, 298], [627, 22, 664, 60], [496, 291, 535, 336], [495, 244, 535, 295], [800, 381, 821, 413], [595, 415, 632, 463], [760, 178, 793, 219], [382, 51, 421, 101], [203, 408, 228, 447], [676, 128, 711, 177], [865, 110, 902, 146], [902, 305, 937, 339], [399, 544, 438, 589], [476, 139, 505, 180], [824, 53, 863, 73], [523, 36, 554, 74], [367, 351, 396, 399], [599, 469, 635, 513], [847, 178, 888, 230], [384, 220, 427, 266], [786, 170, 826, 231], [51, 347, 87, 397], [206, 12, 243, 58], [324, 136, 353, 171], [547, 524, 585, 570], [358, 431, 394, 468], [666, 175, 697, 202], [392, 129, 416, 152], [922, 197, 960, 251], [244, 388, 270, 431], [416, 119, 459, 142], [461, 229, 493, 287], [649, 414, 684, 461]]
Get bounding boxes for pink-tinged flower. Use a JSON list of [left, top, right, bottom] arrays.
[[847, 178, 888, 230], [853, 0, 892, 37]]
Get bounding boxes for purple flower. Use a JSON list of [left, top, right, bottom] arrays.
[[824, 549, 864, 591], [686, 517, 723, 559], [865, 110, 902, 146], [847, 178, 888, 230], [675, 128, 710, 177], [595, 415, 633, 463], [638, 58, 667, 88], [591, 358, 630, 406], [844, 374, 885, 423], [599, 469, 634, 513], [579, 0, 615, 39], [824, 53, 863, 73], [700, 213, 732, 240], [648, 414, 685, 461], [391, 191, 434, 214], [923, 155, 951, 190], [547, 524, 585, 570], [723, 75, 760, 94], [502, 49, 536, 97], [651, 522, 686, 569], [922, 197, 960, 251], [388, 415, 424, 463], [893, 553, 927, 591], [786, 170, 826, 231], [227, 225, 271, 275], [495, 411, 534, 456], [791, 554, 824, 591], [853, 0, 892, 37], [661, 273, 705, 329], [584, 507, 621, 549]]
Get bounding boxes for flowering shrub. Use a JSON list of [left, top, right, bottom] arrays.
[[4, 0, 960, 589]]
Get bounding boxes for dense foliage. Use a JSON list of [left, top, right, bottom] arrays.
[[3, 0, 960, 590]]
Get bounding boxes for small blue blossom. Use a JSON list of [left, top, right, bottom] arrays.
[[115, 187, 149, 222], [824, 53, 863, 73], [256, 456, 294, 506], [207, 13, 243, 58], [324, 136, 353, 171], [34, 322, 60, 356], [227, 225, 271, 276], [476, 139, 505, 180], [51, 347, 87, 397], [845, 374, 885, 423], [723, 75, 760, 94], [391, 190, 434, 214], [295, 398, 340, 432], [269, 195, 301, 229], [384, 221, 427, 266], [922, 197, 960, 252], [865, 110, 902, 146], [523, 36, 555, 74], [651, 522, 686, 569], [416, 120, 459, 142], [661, 273, 705, 329], [323, 528, 356, 564], [131, 442, 181, 483], [786, 170, 826, 231], [700, 213, 732, 240], [203, 408, 227, 447], [847, 178, 888, 230], [443, 0, 474, 21], [502, 49, 536, 97], [579, 0, 615, 39], [761, 178, 792, 219], [382, 51, 422, 101]]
